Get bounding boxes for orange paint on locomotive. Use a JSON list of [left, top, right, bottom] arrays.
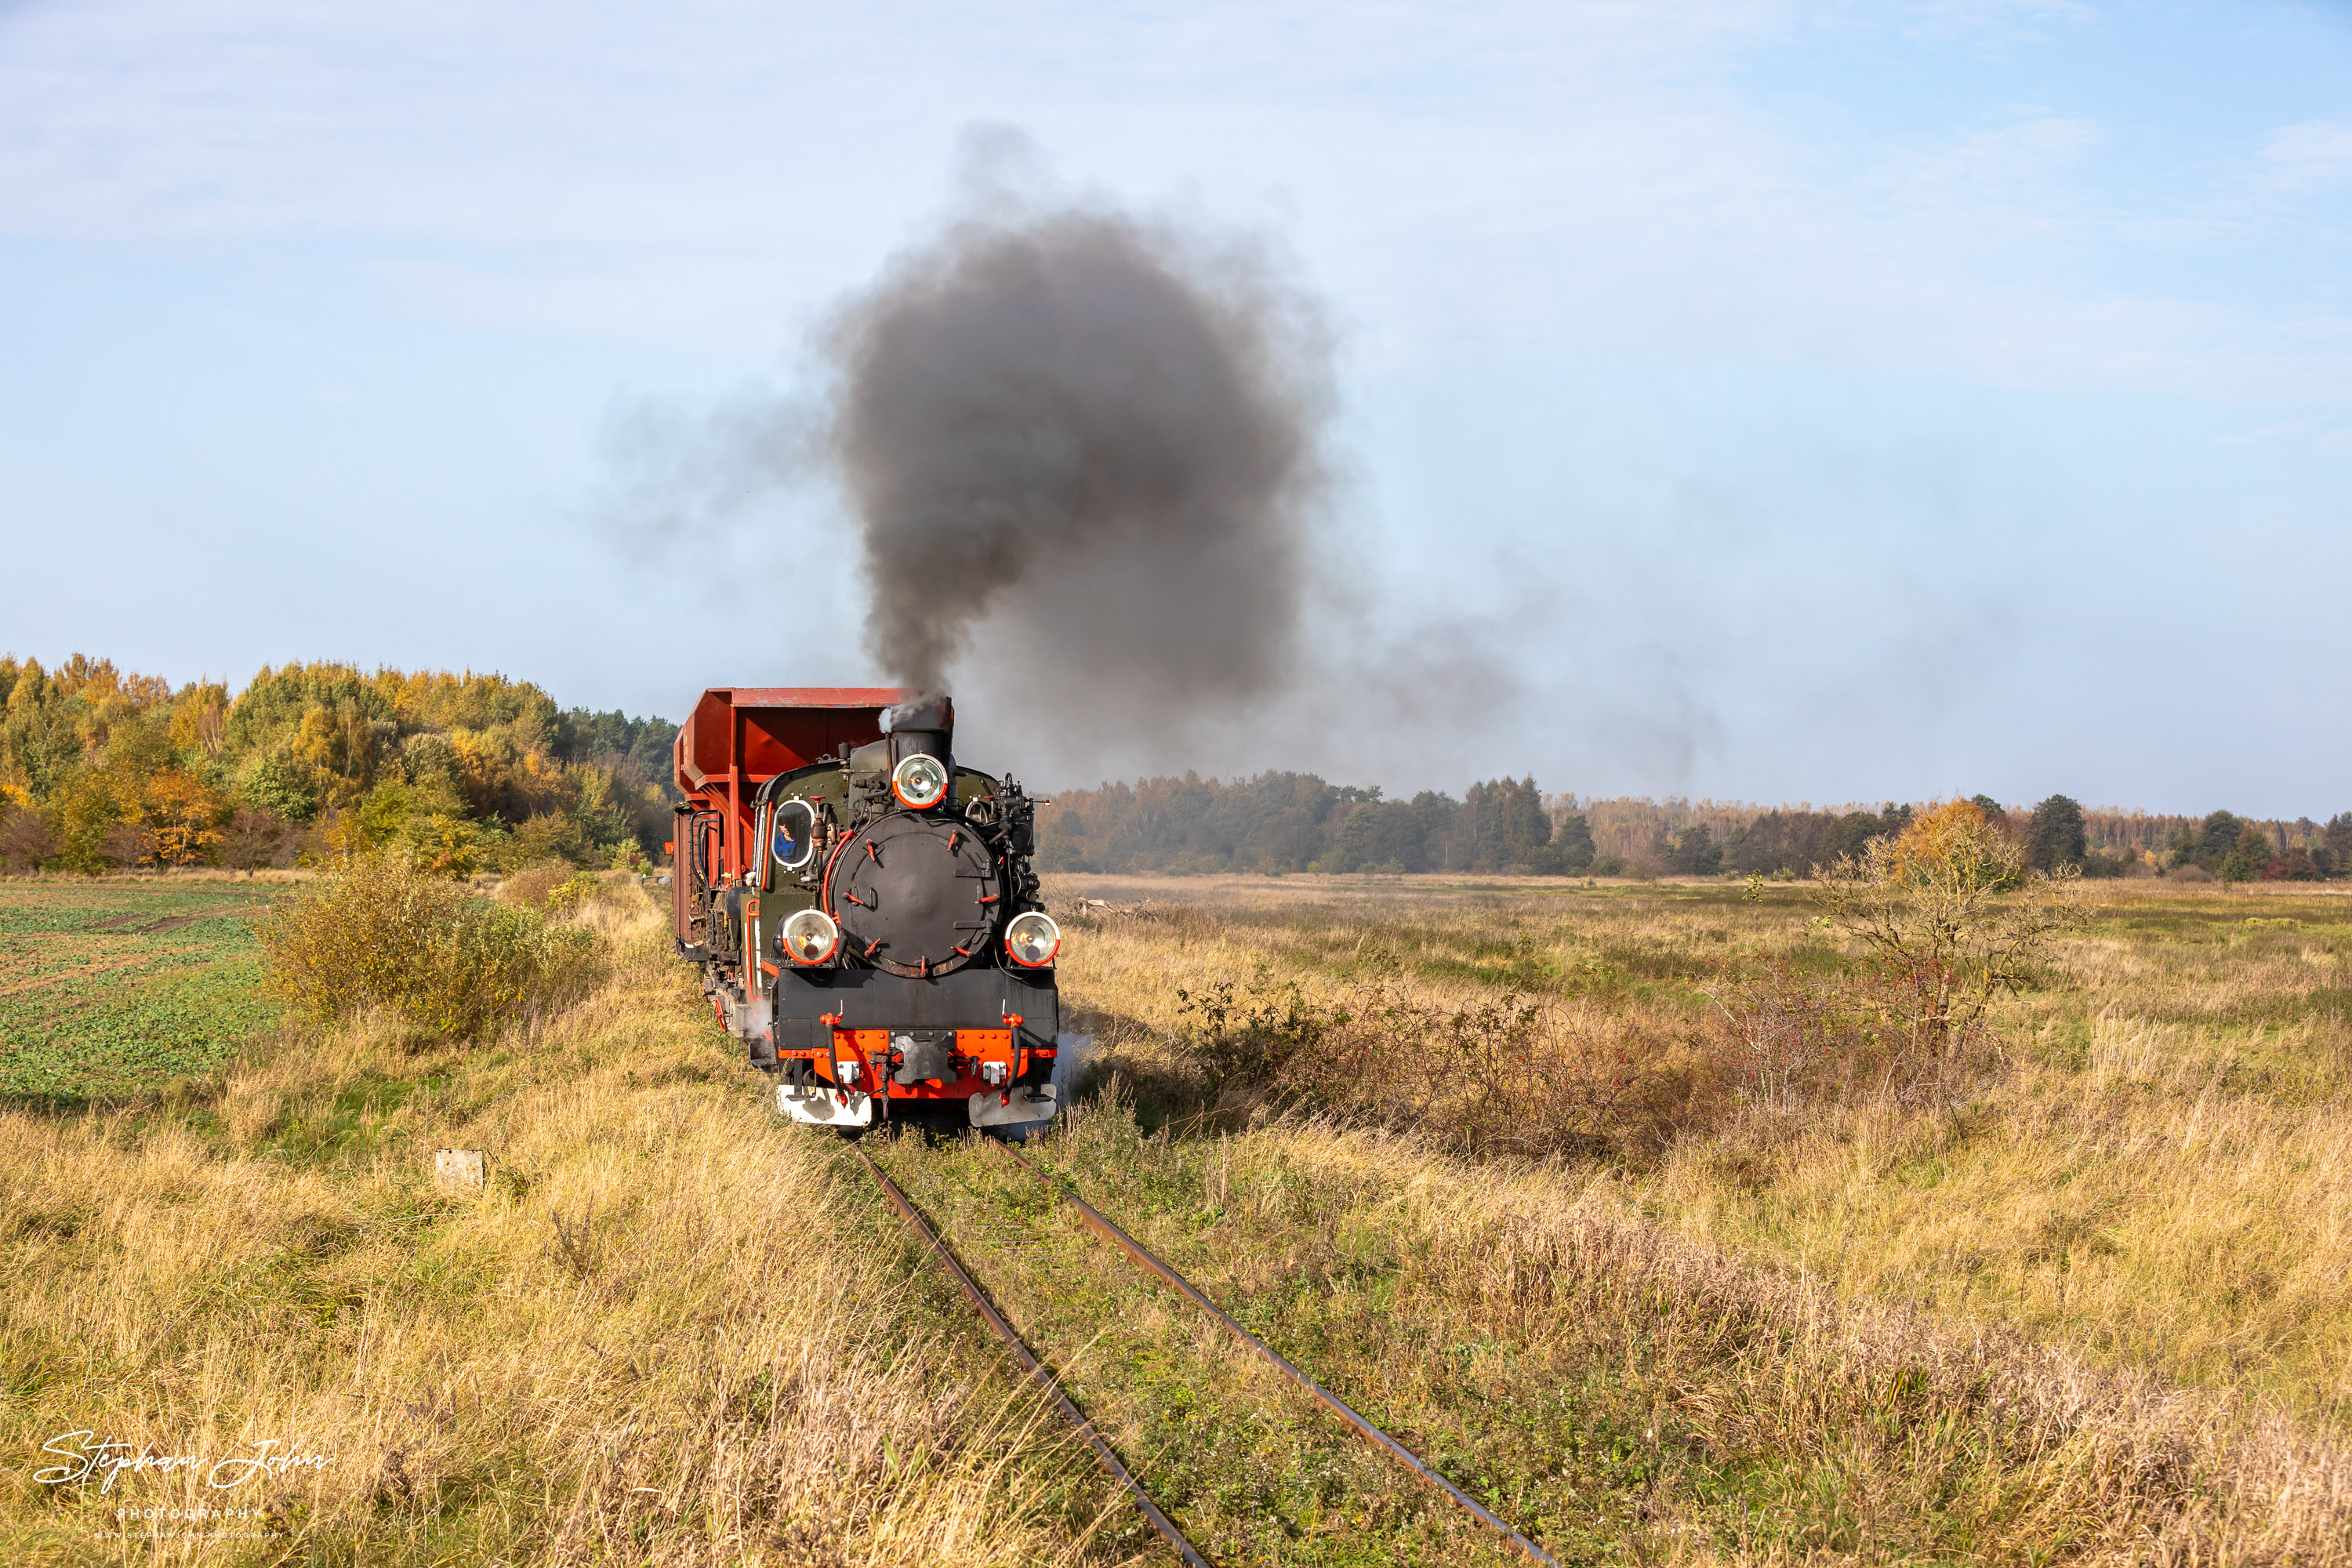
[[799, 1027, 1029, 1098]]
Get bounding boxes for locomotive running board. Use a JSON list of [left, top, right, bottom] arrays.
[[967, 1083, 1058, 1131], [779, 1084, 874, 1128]]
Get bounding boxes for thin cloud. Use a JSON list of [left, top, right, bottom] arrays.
[[1900, 0, 2097, 43], [2252, 118, 2352, 195]]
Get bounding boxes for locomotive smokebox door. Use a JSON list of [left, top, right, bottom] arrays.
[[833, 813, 1001, 978]]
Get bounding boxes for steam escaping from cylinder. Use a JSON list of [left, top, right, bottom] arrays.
[[822, 150, 1334, 727]]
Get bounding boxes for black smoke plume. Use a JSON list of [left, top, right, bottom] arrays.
[[822, 159, 1334, 720]]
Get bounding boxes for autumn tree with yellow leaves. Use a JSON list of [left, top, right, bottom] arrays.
[[1811, 799, 2089, 1062], [0, 654, 677, 876]]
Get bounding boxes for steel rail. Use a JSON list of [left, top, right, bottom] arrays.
[[851, 1142, 1210, 1568], [993, 1139, 1560, 1567]]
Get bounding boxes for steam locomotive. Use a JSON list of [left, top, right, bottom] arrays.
[[669, 687, 1061, 1133]]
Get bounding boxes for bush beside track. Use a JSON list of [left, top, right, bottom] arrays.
[[258, 855, 605, 1040]]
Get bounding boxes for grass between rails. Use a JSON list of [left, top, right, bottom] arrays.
[[875, 1126, 1510, 1568]]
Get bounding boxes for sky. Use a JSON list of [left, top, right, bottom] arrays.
[[1, 0, 2347, 813]]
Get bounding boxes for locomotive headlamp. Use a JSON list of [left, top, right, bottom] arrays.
[[891, 753, 950, 810], [780, 908, 841, 965], [1004, 911, 1061, 967]]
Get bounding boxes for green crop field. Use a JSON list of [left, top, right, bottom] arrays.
[[0, 877, 281, 1106]]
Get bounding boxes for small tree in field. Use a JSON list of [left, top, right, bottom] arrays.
[[1812, 800, 2086, 1068]]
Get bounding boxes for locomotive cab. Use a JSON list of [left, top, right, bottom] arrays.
[[670, 687, 1058, 1134]]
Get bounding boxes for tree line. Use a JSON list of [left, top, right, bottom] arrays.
[[1034, 774, 1572, 875], [10, 653, 2343, 886], [1036, 774, 2352, 882], [0, 655, 678, 876]]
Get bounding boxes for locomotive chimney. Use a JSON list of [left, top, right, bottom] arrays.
[[884, 691, 954, 771]]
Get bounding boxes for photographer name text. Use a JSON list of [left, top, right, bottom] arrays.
[[35, 1432, 336, 1494]]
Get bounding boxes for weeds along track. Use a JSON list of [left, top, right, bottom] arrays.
[[993, 1140, 1557, 1563], [854, 1142, 1214, 1568], [855, 1131, 1561, 1567]]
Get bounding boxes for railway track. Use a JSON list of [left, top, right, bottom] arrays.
[[854, 1142, 1210, 1567], [854, 1136, 1560, 1566]]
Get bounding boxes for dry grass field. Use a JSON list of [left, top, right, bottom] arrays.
[[1, 883, 1123, 1566], [1051, 873, 2352, 1426], [1032, 871, 2352, 1559], [5, 867, 2352, 1564]]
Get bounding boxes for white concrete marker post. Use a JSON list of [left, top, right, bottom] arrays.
[[434, 1149, 488, 1194]]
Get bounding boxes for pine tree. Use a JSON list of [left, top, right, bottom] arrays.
[[2025, 795, 2087, 872]]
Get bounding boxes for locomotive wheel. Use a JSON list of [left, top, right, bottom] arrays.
[[828, 811, 1002, 978]]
